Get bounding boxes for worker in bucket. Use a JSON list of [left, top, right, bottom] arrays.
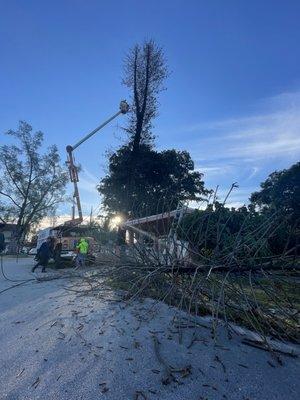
[[31, 237, 53, 273], [75, 237, 89, 269]]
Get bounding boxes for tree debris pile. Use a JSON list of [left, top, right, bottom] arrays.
[[91, 196, 299, 345]]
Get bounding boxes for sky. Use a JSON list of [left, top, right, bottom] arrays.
[[0, 0, 300, 220]]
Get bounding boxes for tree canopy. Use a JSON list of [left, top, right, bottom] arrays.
[[123, 39, 168, 151], [99, 40, 209, 217], [0, 121, 68, 246], [98, 144, 208, 217], [179, 163, 300, 261], [250, 162, 300, 220]]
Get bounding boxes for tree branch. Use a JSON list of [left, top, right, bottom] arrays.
[[133, 47, 140, 115], [0, 190, 21, 209], [3, 160, 25, 198]]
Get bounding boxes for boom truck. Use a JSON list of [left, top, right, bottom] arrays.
[[35, 101, 130, 266]]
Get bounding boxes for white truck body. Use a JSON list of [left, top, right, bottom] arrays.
[[36, 227, 57, 250]]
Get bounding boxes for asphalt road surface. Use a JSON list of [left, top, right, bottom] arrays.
[[1, 256, 299, 400]]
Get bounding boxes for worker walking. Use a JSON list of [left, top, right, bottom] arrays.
[[31, 237, 53, 273], [75, 238, 89, 269]]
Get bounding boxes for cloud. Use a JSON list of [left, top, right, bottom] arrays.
[[78, 168, 99, 195], [37, 213, 98, 230], [191, 91, 300, 162], [38, 215, 73, 229], [196, 166, 231, 175], [178, 90, 300, 204], [247, 166, 260, 180], [227, 135, 300, 159]]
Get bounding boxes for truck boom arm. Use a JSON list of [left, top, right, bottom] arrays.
[[65, 100, 129, 226]]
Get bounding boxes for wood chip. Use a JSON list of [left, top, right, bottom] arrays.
[[16, 368, 25, 378], [181, 365, 192, 378], [214, 355, 226, 373], [267, 360, 276, 368], [32, 377, 40, 389], [58, 331, 65, 339], [134, 390, 147, 400]]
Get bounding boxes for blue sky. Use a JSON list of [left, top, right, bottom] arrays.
[[1, 0, 300, 218]]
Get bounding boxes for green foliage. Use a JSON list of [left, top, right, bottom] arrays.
[[0, 121, 68, 242], [181, 204, 269, 260], [83, 221, 117, 245], [179, 163, 300, 262], [99, 40, 208, 217], [180, 202, 298, 263], [98, 144, 209, 217], [250, 162, 300, 220]]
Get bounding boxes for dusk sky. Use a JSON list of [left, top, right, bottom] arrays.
[[1, 0, 299, 219]]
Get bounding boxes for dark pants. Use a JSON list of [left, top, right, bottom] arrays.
[[32, 256, 49, 272]]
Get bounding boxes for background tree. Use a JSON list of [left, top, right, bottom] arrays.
[[123, 39, 168, 152], [250, 162, 300, 256], [0, 121, 68, 250], [99, 40, 209, 217], [99, 145, 208, 217], [250, 162, 300, 220], [179, 163, 300, 261]]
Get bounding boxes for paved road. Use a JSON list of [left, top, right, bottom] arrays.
[[0, 255, 35, 282], [0, 256, 299, 400]]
